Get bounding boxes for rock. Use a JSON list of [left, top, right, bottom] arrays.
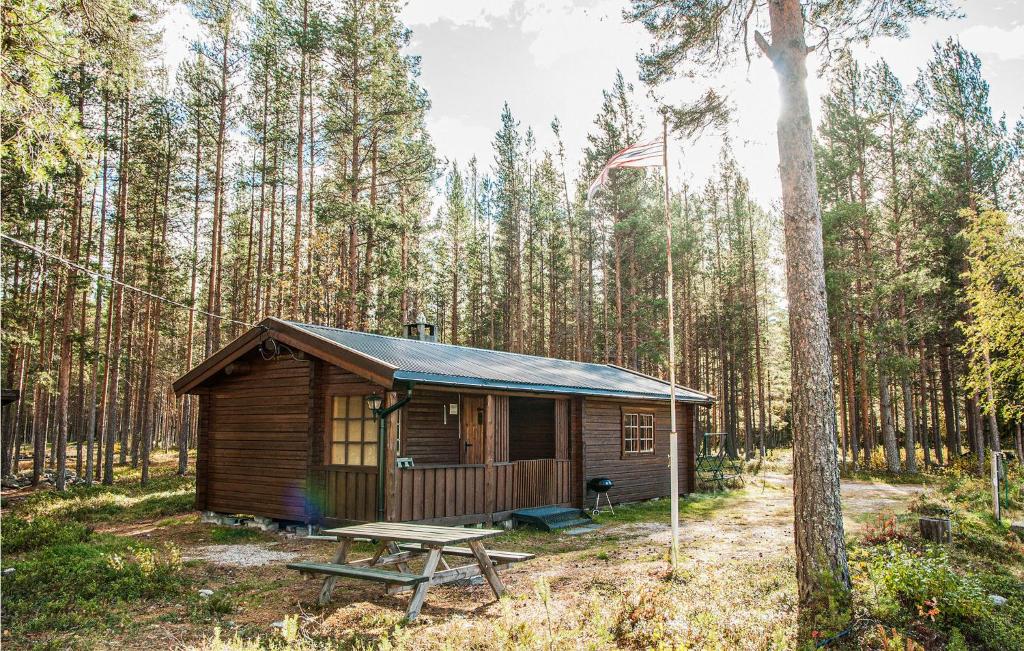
[[1010, 522, 1024, 541], [200, 511, 221, 524], [198, 589, 215, 598], [989, 594, 1008, 606], [271, 620, 286, 629], [3, 567, 15, 576]]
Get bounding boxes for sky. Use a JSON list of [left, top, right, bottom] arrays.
[[161, 1, 1024, 209]]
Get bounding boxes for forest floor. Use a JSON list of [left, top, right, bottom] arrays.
[[2, 452, 1021, 650]]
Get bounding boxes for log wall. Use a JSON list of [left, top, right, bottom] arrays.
[[401, 390, 460, 464], [582, 399, 695, 504], [201, 351, 311, 520]]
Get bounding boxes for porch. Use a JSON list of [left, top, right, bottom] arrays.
[[312, 390, 578, 525]]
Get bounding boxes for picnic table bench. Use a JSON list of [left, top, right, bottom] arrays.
[[289, 522, 534, 620]]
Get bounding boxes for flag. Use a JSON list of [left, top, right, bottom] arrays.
[[586, 136, 664, 201]]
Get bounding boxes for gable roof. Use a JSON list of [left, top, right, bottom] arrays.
[[174, 317, 714, 404]]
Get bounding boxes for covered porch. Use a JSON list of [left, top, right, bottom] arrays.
[[315, 389, 577, 525]]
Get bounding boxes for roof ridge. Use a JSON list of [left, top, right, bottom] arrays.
[[289, 320, 623, 370]]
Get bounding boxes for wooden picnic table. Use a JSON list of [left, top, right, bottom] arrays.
[[289, 522, 532, 620]]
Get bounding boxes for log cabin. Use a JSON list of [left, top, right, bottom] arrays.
[[173, 316, 714, 527]]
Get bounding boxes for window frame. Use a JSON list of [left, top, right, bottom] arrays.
[[324, 394, 380, 468], [620, 407, 656, 458]]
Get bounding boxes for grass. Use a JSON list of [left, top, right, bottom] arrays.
[[7, 465, 195, 526], [1, 525, 186, 646], [5, 451, 1022, 650], [208, 526, 265, 543], [2, 460, 197, 649]]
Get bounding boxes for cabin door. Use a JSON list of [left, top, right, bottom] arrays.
[[460, 396, 485, 464]]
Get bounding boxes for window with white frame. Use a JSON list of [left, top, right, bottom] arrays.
[[622, 410, 655, 456]]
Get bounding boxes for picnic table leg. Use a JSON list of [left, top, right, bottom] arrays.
[[468, 540, 505, 599], [387, 541, 412, 573], [405, 546, 442, 621], [318, 538, 351, 606]]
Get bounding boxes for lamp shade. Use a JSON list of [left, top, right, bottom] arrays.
[[366, 394, 384, 413]]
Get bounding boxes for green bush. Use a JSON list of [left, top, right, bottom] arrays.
[[853, 541, 1024, 649], [1, 534, 185, 635], [2, 516, 92, 554]]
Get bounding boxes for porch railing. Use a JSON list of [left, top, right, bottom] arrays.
[[393, 459, 571, 522]]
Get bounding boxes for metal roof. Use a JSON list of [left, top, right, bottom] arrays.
[[287, 321, 713, 404]]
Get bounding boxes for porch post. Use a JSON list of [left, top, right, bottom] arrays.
[[484, 394, 496, 520], [384, 391, 399, 521]]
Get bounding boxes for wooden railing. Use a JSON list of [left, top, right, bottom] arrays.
[[513, 459, 572, 509], [392, 459, 571, 522], [394, 464, 485, 521]]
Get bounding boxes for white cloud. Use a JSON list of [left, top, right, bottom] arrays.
[[958, 23, 1024, 61], [402, 0, 517, 28]]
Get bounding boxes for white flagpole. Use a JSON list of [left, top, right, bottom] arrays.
[[662, 115, 680, 571]]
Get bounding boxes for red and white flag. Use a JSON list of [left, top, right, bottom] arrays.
[[586, 136, 664, 201]]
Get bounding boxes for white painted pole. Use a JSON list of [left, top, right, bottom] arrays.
[[663, 115, 680, 570], [992, 452, 1001, 523]]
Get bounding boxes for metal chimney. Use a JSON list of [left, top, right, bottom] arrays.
[[403, 312, 437, 343]]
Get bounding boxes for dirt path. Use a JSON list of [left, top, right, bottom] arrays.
[[635, 470, 927, 564]]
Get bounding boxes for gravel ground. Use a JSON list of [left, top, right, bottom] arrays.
[[184, 543, 300, 567]]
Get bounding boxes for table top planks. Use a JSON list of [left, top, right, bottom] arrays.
[[322, 522, 505, 545]]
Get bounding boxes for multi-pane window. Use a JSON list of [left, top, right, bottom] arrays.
[[622, 411, 655, 456], [329, 396, 377, 466]]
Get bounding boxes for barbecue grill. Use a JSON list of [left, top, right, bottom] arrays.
[[587, 477, 614, 516]]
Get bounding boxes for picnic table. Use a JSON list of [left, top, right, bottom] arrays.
[[288, 522, 533, 620]]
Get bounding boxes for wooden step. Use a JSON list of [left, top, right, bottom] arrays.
[[287, 562, 426, 586], [512, 506, 592, 531]]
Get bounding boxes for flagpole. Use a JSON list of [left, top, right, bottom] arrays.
[[662, 114, 680, 571]]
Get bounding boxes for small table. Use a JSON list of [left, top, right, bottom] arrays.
[[305, 522, 525, 620]]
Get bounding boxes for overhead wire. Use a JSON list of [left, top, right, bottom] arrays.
[[1, 232, 255, 329]]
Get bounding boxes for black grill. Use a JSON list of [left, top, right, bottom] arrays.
[[587, 477, 613, 493]]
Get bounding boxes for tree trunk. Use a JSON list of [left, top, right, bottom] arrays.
[[103, 95, 131, 485], [292, 0, 308, 319], [762, 0, 850, 629]]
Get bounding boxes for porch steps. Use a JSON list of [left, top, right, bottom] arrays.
[[511, 506, 592, 532]]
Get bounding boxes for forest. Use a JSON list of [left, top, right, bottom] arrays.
[[3, 0, 1024, 648], [3, 0, 1021, 488]]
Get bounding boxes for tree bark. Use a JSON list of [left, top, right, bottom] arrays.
[[761, 0, 850, 628]]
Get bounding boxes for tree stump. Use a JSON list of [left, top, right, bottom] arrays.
[[919, 517, 952, 544]]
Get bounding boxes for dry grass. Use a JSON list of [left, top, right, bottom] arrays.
[[4, 452, 943, 650]]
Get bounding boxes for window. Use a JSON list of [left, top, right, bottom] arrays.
[[329, 396, 377, 466], [622, 410, 655, 456]]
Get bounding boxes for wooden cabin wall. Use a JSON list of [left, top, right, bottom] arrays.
[[199, 351, 311, 521], [401, 390, 460, 464], [508, 397, 556, 461], [582, 400, 695, 504]]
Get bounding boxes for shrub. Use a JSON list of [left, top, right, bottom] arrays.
[[1, 534, 185, 635], [853, 541, 1024, 649], [1, 516, 92, 554], [612, 581, 683, 649], [862, 514, 907, 546]]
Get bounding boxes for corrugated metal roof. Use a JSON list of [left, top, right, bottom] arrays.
[[287, 321, 713, 404]]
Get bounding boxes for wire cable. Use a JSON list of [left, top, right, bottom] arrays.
[[1, 232, 255, 329]]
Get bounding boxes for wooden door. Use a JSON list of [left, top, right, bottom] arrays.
[[460, 396, 485, 464]]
